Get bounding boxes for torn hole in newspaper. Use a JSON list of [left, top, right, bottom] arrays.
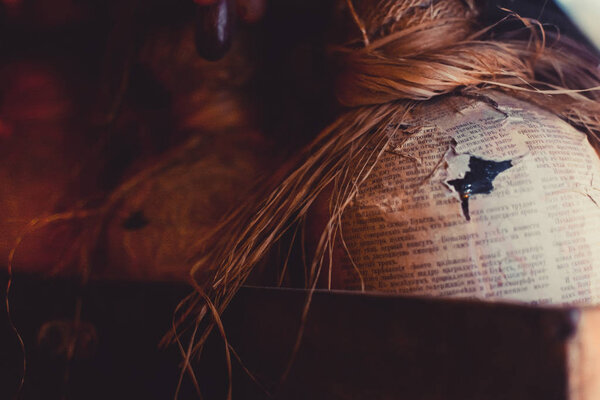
[[442, 139, 523, 221]]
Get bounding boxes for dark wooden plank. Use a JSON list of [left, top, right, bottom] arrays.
[[201, 287, 579, 400]]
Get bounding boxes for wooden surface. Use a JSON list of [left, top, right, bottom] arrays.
[[201, 287, 581, 400], [2, 274, 600, 399]]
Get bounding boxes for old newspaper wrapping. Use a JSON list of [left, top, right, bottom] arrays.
[[335, 92, 600, 304]]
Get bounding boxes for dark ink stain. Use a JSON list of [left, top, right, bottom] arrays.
[[122, 210, 149, 231], [447, 156, 513, 221]]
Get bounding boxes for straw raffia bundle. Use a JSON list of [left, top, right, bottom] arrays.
[[171, 0, 600, 370]]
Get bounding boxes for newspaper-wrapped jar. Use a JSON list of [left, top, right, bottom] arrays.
[[5, 23, 269, 281], [97, 25, 270, 281], [175, 0, 600, 357], [329, 91, 600, 304]]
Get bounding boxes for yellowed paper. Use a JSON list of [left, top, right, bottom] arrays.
[[338, 92, 600, 305]]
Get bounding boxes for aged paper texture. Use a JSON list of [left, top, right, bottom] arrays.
[[338, 92, 600, 305]]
